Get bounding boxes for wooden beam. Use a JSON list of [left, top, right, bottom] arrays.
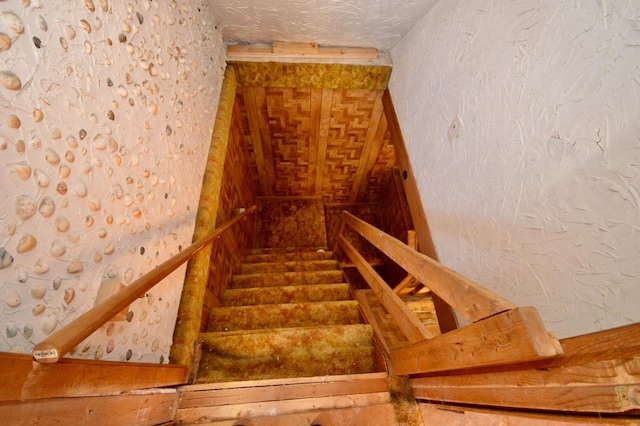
[[179, 372, 388, 408], [410, 325, 640, 413], [227, 44, 378, 60], [382, 89, 458, 332], [419, 403, 640, 425], [1, 352, 188, 402], [413, 381, 640, 414], [390, 307, 563, 376], [410, 323, 640, 381], [177, 392, 390, 423], [342, 211, 517, 322], [273, 41, 319, 55], [339, 234, 434, 343], [0, 391, 178, 426]]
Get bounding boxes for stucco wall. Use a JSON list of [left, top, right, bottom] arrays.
[[0, 0, 225, 362], [390, 0, 640, 338]]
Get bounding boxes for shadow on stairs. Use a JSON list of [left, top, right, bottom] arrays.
[[177, 247, 414, 425]]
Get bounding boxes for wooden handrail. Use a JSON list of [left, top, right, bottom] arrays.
[[32, 206, 257, 363], [338, 211, 562, 376], [341, 211, 517, 322], [338, 234, 434, 343]]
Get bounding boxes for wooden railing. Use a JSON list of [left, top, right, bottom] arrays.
[[32, 206, 257, 363], [337, 211, 563, 375]]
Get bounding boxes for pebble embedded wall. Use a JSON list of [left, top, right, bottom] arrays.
[[390, 0, 640, 338], [0, 0, 226, 362]]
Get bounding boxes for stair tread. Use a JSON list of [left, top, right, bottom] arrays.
[[222, 284, 352, 306], [197, 324, 376, 383], [239, 259, 339, 274], [232, 269, 345, 288], [249, 247, 330, 255], [208, 300, 362, 332], [245, 251, 335, 264]]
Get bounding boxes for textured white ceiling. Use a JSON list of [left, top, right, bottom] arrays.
[[208, 0, 439, 50]]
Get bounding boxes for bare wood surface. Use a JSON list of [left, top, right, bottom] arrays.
[[204, 403, 397, 426], [177, 392, 390, 423], [273, 42, 319, 55], [179, 373, 388, 408], [227, 44, 379, 59], [413, 382, 640, 413], [390, 307, 563, 376], [0, 391, 178, 426], [0, 353, 188, 402], [339, 234, 434, 343], [419, 403, 640, 425], [342, 211, 517, 322], [409, 323, 640, 413], [32, 206, 257, 363], [382, 90, 458, 332], [355, 290, 413, 357]]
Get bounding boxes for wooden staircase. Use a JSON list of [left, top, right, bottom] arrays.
[[179, 248, 404, 424], [195, 247, 379, 383]]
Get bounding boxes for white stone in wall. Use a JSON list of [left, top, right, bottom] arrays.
[[0, 0, 226, 362]]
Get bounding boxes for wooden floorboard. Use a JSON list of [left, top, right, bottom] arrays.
[[1, 353, 188, 402], [0, 391, 178, 426]]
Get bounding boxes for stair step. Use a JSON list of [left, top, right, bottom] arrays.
[[207, 300, 362, 332], [196, 324, 377, 383], [239, 259, 339, 274], [222, 284, 352, 306], [232, 270, 345, 289], [249, 247, 329, 255], [245, 250, 335, 264]]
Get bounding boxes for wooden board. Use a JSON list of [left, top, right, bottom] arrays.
[[179, 372, 389, 408], [390, 307, 562, 375], [201, 403, 397, 426], [0, 353, 188, 402], [176, 392, 391, 423], [228, 44, 379, 60], [418, 403, 640, 425], [410, 323, 640, 413], [0, 391, 178, 425]]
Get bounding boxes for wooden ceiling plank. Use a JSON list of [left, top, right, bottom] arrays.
[[308, 88, 323, 195], [314, 89, 333, 196], [349, 91, 385, 203], [242, 87, 270, 195]]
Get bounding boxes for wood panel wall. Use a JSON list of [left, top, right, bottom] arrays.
[[236, 87, 396, 203]]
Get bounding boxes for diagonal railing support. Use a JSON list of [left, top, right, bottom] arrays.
[[337, 210, 562, 376]]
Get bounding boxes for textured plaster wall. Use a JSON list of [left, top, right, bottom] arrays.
[[209, 0, 439, 50], [390, 0, 640, 338], [0, 0, 225, 362]]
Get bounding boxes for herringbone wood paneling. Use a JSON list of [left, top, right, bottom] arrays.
[[237, 87, 396, 203]]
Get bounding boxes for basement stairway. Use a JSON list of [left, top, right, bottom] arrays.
[[177, 247, 409, 424], [195, 247, 378, 383]]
